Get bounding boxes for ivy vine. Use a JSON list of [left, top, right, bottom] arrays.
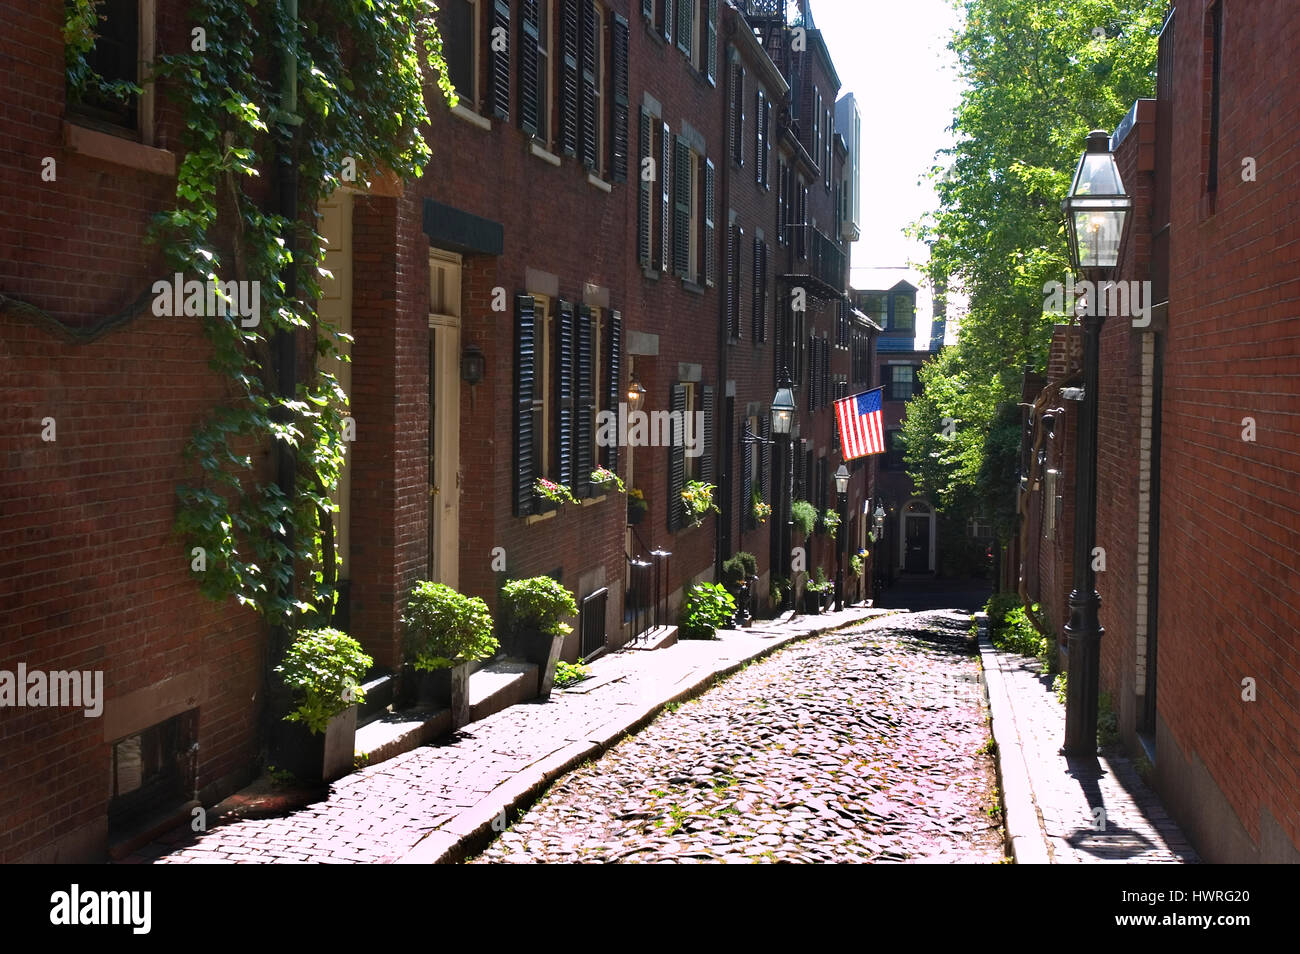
[[67, 1, 454, 627]]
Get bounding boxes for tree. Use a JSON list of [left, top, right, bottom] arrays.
[[905, 0, 1164, 540]]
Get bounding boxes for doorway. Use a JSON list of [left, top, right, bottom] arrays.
[[427, 249, 462, 587], [900, 498, 935, 573], [318, 193, 354, 602]]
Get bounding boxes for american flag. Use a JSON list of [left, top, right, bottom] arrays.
[[835, 388, 885, 461]]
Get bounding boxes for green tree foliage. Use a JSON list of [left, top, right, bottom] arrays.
[[905, 0, 1164, 539]]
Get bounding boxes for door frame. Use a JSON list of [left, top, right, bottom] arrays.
[[898, 497, 936, 572]]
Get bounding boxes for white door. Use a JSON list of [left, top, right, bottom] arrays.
[[319, 194, 354, 583], [428, 250, 462, 587]]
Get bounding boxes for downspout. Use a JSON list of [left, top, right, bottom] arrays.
[[268, 0, 302, 689], [715, 30, 734, 584]]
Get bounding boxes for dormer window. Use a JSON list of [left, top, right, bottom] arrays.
[[889, 291, 915, 333]]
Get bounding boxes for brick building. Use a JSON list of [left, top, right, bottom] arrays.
[[0, 0, 866, 861], [1017, 3, 1300, 862]]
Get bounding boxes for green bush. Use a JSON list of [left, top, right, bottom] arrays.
[[722, 551, 757, 590], [679, 582, 736, 639], [820, 508, 841, 537], [500, 576, 579, 638], [276, 628, 373, 734], [402, 581, 498, 672], [554, 658, 591, 689], [849, 553, 865, 576], [769, 576, 788, 610], [790, 500, 817, 536], [984, 593, 1021, 631], [988, 599, 1050, 662]]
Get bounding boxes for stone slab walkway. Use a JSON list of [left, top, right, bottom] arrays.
[[123, 606, 890, 865], [978, 619, 1198, 864]]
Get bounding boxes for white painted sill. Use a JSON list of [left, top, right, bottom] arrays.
[[587, 173, 612, 193], [451, 104, 491, 130]]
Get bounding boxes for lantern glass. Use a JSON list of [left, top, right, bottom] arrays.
[[835, 464, 850, 495], [771, 386, 795, 436], [1063, 131, 1132, 270], [626, 377, 647, 412]]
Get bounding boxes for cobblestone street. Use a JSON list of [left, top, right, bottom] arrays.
[[473, 611, 1005, 864]]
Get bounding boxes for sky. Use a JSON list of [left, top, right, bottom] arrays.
[[812, 0, 966, 344]]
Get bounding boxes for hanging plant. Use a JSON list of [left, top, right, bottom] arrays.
[[821, 508, 842, 537], [591, 466, 626, 494], [122, 0, 456, 629], [751, 489, 772, 525], [681, 480, 719, 526]]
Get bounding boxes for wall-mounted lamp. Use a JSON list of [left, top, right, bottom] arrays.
[[626, 374, 647, 413], [461, 345, 486, 386]]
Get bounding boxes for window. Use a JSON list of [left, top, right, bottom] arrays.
[[519, 0, 547, 138], [446, 0, 479, 105], [969, 515, 994, 540], [580, 0, 603, 170], [890, 291, 915, 332], [109, 711, 197, 834], [887, 365, 915, 401], [1206, 1, 1223, 195], [532, 295, 555, 479], [883, 430, 904, 471], [67, 0, 147, 135], [861, 293, 887, 327], [672, 135, 704, 283]]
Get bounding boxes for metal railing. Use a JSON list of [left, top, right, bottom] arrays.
[[787, 224, 845, 292]]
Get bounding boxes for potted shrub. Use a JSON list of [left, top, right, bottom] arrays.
[[680, 480, 719, 527], [500, 576, 579, 698], [722, 552, 757, 626], [627, 488, 648, 525], [401, 581, 498, 728], [804, 569, 832, 615], [273, 628, 373, 783], [791, 499, 817, 537], [679, 582, 736, 639]]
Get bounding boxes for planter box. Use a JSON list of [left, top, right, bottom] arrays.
[[271, 705, 357, 783], [419, 662, 471, 729], [515, 630, 566, 699]]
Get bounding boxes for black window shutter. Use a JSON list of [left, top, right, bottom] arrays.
[[807, 334, 815, 411], [700, 385, 714, 484], [752, 236, 761, 340], [759, 416, 771, 507], [575, 306, 595, 497], [519, 0, 541, 135], [672, 136, 691, 277], [661, 0, 673, 44], [668, 383, 687, 532], [731, 224, 744, 336], [703, 158, 716, 287], [580, 0, 599, 169], [643, 0, 653, 19], [740, 416, 753, 531], [559, 0, 580, 156], [726, 224, 738, 338], [762, 95, 771, 188], [776, 163, 785, 243], [660, 121, 671, 272], [822, 338, 830, 408], [605, 310, 621, 470], [705, 0, 718, 83], [731, 65, 744, 167], [676, 0, 691, 56], [759, 241, 769, 341], [755, 89, 764, 185], [555, 300, 576, 489], [610, 15, 630, 181], [637, 108, 653, 267], [514, 294, 537, 516], [489, 0, 511, 120]]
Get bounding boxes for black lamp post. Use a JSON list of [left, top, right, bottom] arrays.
[[834, 464, 850, 610], [771, 369, 796, 612], [1060, 129, 1132, 758]]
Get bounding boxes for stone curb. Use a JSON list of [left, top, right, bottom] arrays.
[[975, 613, 1051, 865], [396, 608, 892, 864]]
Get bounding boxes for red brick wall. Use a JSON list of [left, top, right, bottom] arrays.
[[1152, 0, 1300, 856], [0, 1, 264, 862]]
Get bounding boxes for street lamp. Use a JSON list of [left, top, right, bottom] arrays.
[[834, 464, 850, 611], [1060, 129, 1132, 759], [771, 369, 796, 612], [626, 374, 647, 413]]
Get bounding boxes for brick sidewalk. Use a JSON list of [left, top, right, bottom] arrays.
[[123, 607, 888, 865], [979, 629, 1197, 864]]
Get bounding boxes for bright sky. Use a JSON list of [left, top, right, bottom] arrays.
[[814, 0, 966, 343]]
